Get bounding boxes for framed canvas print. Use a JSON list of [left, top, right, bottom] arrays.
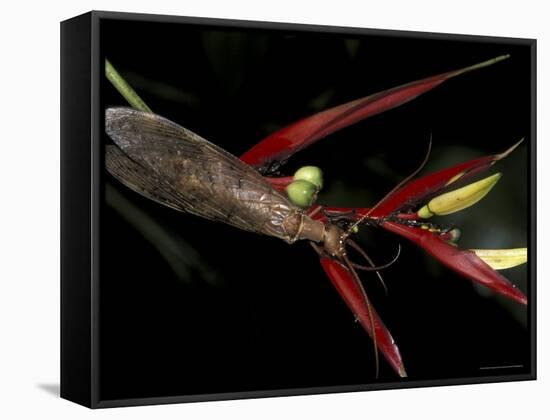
[[60, 11, 536, 408]]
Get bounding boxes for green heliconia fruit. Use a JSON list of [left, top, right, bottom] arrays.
[[293, 166, 324, 190], [287, 180, 318, 208]]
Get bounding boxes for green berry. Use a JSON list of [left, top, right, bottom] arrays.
[[286, 180, 318, 208], [293, 166, 324, 190]]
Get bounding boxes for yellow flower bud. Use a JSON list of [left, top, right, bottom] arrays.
[[418, 173, 502, 218], [471, 248, 527, 270]]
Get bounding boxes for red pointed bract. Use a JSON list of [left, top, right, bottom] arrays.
[[320, 257, 407, 377], [241, 56, 510, 169], [369, 140, 522, 218], [382, 222, 527, 305]]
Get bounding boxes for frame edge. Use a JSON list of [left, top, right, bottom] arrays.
[[60, 11, 94, 408]]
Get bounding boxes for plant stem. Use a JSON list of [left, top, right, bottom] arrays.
[[105, 59, 152, 113]]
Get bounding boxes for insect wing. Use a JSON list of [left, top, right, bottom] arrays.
[[105, 107, 294, 238], [106, 145, 194, 213]]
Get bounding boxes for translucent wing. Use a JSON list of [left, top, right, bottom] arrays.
[[106, 145, 195, 213], [105, 107, 300, 241]]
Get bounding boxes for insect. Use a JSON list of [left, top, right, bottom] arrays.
[[105, 106, 404, 376]]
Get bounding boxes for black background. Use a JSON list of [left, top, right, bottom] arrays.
[[100, 18, 531, 401]]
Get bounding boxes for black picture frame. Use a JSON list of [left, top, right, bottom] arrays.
[[61, 10, 536, 408]]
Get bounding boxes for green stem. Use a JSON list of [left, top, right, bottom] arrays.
[[105, 59, 152, 113]]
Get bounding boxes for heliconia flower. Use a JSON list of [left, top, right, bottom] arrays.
[[298, 143, 527, 376], [306, 141, 528, 376], [251, 56, 527, 377], [275, 142, 527, 376], [320, 142, 528, 305]]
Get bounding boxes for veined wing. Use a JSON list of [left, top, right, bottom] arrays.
[[105, 107, 299, 241], [106, 144, 199, 213]]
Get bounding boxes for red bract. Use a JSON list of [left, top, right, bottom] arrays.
[[312, 203, 527, 305], [241, 55, 510, 170], [320, 257, 407, 378], [381, 222, 527, 305], [368, 140, 523, 218]]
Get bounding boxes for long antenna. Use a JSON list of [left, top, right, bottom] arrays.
[[344, 135, 433, 240], [349, 241, 402, 295], [342, 254, 380, 379], [349, 242, 401, 272]]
